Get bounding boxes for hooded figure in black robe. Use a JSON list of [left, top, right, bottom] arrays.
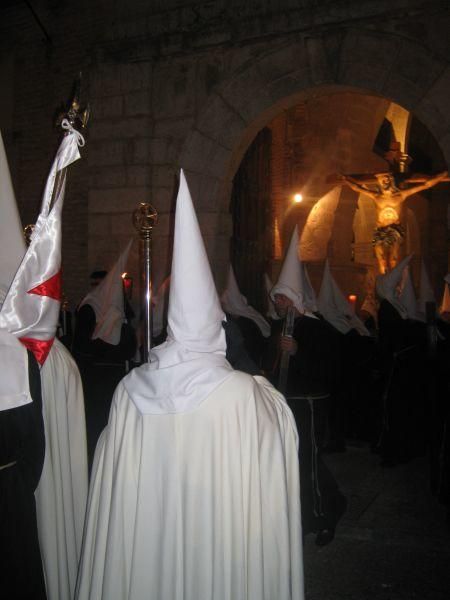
[[0, 348, 47, 600]]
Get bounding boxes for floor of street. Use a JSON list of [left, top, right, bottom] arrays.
[[303, 444, 450, 600]]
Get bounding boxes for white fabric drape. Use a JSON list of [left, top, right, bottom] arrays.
[[36, 339, 88, 600], [75, 371, 304, 600]]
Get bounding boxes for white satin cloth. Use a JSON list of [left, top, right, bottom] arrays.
[[35, 339, 88, 600], [75, 371, 304, 600], [0, 329, 31, 411], [0, 121, 82, 343]]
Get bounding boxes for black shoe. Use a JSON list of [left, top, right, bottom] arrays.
[[315, 528, 335, 546]]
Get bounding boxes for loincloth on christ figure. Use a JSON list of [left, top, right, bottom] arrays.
[[372, 223, 405, 248]]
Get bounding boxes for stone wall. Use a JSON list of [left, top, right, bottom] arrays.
[[1, 0, 449, 306]]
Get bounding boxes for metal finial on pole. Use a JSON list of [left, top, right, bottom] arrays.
[[133, 202, 158, 363]]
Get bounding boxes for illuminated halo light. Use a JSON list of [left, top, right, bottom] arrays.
[[293, 193, 303, 203]]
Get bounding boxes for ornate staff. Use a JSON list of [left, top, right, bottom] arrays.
[[133, 203, 158, 363], [52, 73, 89, 207], [278, 305, 295, 394]]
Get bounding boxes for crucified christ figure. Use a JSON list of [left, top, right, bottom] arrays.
[[339, 170, 448, 274]]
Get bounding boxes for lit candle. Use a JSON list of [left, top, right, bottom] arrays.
[[348, 294, 357, 314]]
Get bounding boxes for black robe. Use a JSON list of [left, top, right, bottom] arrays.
[[266, 315, 347, 535], [72, 304, 137, 469], [0, 350, 47, 600]]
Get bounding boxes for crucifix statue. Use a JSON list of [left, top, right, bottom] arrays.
[[339, 168, 448, 273]]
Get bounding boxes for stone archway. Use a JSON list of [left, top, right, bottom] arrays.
[[178, 28, 450, 286]]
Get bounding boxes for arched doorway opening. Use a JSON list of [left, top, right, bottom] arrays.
[[228, 90, 447, 312]]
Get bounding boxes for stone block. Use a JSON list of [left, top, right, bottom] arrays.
[[127, 165, 151, 187], [110, 213, 136, 236], [124, 90, 151, 116], [91, 95, 124, 119], [306, 36, 334, 85], [153, 116, 195, 139], [125, 138, 152, 165], [90, 116, 152, 140], [219, 65, 269, 122], [382, 74, 424, 111], [88, 235, 121, 272], [90, 166, 127, 188], [87, 213, 111, 237], [251, 41, 304, 84], [89, 187, 150, 213], [120, 63, 152, 92], [196, 93, 246, 151], [416, 67, 450, 134], [91, 64, 122, 98], [151, 187, 177, 213], [179, 130, 215, 173], [152, 61, 197, 119], [265, 69, 311, 108], [148, 137, 183, 165], [88, 140, 124, 167], [152, 164, 178, 189]]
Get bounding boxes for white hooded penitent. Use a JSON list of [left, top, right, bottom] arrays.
[[439, 274, 450, 315], [264, 273, 280, 320], [375, 254, 412, 319], [418, 260, 436, 316], [124, 169, 232, 414], [0, 123, 87, 600], [399, 265, 421, 321], [80, 239, 133, 345], [300, 260, 318, 314], [0, 130, 30, 411], [221, 265, 271, 337], [271, 226, 317, 318], [0, 131, 26, 298], [318, 260, 370, 336]]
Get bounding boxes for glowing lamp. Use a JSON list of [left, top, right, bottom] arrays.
[[122, 272, 133, 297], [293, 193, 303, 203], [348, 294, 357, 314]]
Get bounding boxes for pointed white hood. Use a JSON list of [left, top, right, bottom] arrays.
[[418, 260, 435, 316], [264, 273, 280, 320], [0, 132, 30, 411], [0, 131, 26, 300], [270, 227, 317, 318], [399, 266, 421, 321], [221, 266, 270, 337], [375, 255, 412, 319], [300, 261, 318, 314], [318, 260, 370, 336], [360, 293, 379, 321], [80, 239, 133, 345], [123, 170, 232, 414], [439, 274, 450, 315]]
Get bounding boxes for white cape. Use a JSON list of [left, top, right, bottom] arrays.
[[36, 339, 88, 600], [76, 371, 304, 600]]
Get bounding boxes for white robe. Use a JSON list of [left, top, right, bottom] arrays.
[[36, 339, 88, 600], [76, 370, 304, 600]]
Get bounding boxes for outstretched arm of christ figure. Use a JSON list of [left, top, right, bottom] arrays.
[[401, 170, 448, 200], [339, 174, 378, 201]]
